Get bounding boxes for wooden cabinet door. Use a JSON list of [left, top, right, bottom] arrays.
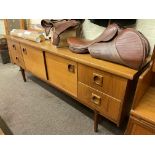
[[45, 53, 77, 97], [20, 44, 46, 80]]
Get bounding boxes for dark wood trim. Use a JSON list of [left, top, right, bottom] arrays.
[[20, 67, 26, 82], [94, 110, 99, 132], [43, 51, 49, 80]]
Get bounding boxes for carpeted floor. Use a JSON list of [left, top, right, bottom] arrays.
[[0, 58, 123, 135]]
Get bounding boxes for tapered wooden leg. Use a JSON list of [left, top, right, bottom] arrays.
[[20, 67, 26, 82], [94, 110, 99, 132]]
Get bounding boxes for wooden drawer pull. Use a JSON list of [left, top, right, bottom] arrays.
[[93, 73, 103, 86], [22, 48, 27, 54], [68, 64, 75, 73], [12, 44, 16, 50], [91, 93, 101, 105]]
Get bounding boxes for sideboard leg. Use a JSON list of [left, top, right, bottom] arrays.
[[94, 110, 99, 132], [20, 67, 26, 82]]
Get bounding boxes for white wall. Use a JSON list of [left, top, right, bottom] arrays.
[[82, 19, 106, 40], [0, 20, 6, 35], [28, 19, 42, 25], [136, 19, 155, 54]]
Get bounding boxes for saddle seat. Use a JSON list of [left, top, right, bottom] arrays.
[[67, 23, 120, 53]]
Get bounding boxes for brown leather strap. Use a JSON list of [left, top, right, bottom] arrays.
[[52, 20, 79, 35], [41, 19, 65, 28], [41, 19, 79, 35], [41, 19, 53, 28]]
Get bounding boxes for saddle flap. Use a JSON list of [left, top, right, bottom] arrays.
[[94, 23, 120, 42], [115, 29, 146, 69], [89, 28, 150, 70]]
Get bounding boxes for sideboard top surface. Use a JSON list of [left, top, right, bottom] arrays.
[[7, 35, 139, 80]]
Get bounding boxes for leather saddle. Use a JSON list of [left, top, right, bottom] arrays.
[[41, 19, 80, 47], [67, 23, 150, 70], [67, 23, 121, 53]]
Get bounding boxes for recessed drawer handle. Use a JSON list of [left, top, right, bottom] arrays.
[[91, 93, 101, 105], [15, 56, 19, 61], [93, 73, 103, 86], [68, 64, 75, 73], [12, 44, 16, 50], [22, 48, 27, 54]]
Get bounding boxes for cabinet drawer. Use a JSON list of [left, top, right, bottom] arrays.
[[46, 53, 77, 97], [78, 82, 122, 122], [131, 123, 155, 135], [7, 40, 25, 68], [126, 116, 155, 135], [21, 44, 46, 80], [78, 64, 127, 100]]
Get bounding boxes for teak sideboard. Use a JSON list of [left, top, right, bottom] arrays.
[[6, 35, 146, 132]]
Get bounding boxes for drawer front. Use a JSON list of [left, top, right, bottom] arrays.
[[21, 44, 46, 80], [78, 64, 128, 100], [11, 41, 25, 68], [131, 123, 155, 135], [7, 40, 25, 68], [46, 53, 77, 97], [78, 82, 122, 122], [126, 116, 155, 135]]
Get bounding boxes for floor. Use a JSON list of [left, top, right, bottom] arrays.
[[0, 58, 124, 135]]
